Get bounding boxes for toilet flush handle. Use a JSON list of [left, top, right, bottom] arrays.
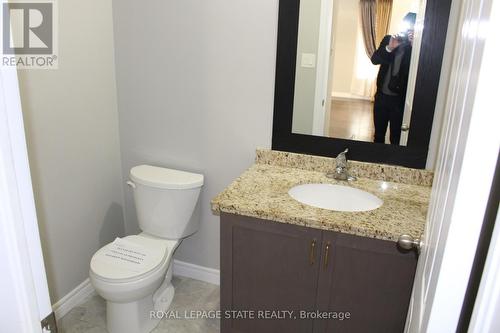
[[126, 180, 136, 189]]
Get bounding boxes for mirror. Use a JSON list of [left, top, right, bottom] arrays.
[[272, 0, 452, 168], [292, 0, 425, 146]]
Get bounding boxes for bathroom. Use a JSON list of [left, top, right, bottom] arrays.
[[0, 0, 498, 332]]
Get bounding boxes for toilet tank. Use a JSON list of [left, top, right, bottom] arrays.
[[128, 165, 204, 239]]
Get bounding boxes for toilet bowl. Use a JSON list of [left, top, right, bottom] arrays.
[[89, 165, 203, 333]]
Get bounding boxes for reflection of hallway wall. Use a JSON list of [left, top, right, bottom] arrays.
[[292, 0, 322, 135], [331, 0, 359, 99]]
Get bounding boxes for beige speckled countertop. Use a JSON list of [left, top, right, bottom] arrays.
[[212, 150, 432, 242]]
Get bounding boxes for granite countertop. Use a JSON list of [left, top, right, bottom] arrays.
[[212, 151, 432, 242]]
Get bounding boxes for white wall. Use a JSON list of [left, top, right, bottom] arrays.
[[17, 0, 125, 303], [331, 0, 359, 95], [112, 0, 277, 270]]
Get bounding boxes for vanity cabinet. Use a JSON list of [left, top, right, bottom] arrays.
[[220, 213, 418, 333]]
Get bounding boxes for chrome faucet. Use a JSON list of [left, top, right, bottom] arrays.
[[326, 149, 356, 181]]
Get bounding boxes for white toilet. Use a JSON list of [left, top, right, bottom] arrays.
[[89, 165, 204, 333]]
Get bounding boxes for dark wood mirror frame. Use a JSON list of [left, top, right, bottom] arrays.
[[272, 0, 452, 169]]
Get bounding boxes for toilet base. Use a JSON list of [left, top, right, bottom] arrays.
[[106, 293, 160, 333], [153, 282, 175, 312], [105, 264, 176, 333]]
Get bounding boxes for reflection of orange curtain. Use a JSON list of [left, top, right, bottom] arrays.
[[359, 0, 392, 99], [376, 0, 393, 45], [360, 0, 377, 58], [360, 0, 393, 58]]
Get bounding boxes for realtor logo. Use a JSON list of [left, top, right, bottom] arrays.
[[1, 0, 58, 69]]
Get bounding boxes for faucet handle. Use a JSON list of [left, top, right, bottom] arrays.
[[335, 148, 349, 168], [327, 148, 356, 181]]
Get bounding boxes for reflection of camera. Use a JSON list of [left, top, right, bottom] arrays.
[[396, 32, 409, 42]]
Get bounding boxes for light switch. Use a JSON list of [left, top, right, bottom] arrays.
[[301, 53, 316, 68]]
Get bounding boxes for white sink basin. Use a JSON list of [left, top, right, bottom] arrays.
[[288, 183, 383, 212]]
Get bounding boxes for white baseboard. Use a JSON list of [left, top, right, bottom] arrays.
[[52, 278, 95, 320], [52, 260, 219, 320], [173, 259, 220, 286]]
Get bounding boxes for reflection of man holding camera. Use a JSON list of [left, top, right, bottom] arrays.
[[371, 12, 416, 145]]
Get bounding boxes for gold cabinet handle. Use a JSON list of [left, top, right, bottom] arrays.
[[323, 242, 331, 269], [310, 239, 317, 265]]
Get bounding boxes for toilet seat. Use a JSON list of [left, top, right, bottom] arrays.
[[90, 235, 176, 283]]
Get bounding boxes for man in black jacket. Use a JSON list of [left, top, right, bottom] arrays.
[[371, 12, 416, 145]]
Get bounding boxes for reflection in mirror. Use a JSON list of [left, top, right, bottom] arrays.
[[291, 0, 425, 146]]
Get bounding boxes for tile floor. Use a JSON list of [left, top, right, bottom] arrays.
[[58, 277, 220, 333]]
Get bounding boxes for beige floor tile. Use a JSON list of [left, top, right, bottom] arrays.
[[58, 277, 220, 333]]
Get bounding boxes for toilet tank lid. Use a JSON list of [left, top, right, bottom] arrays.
[[130, 165, 204, 189]]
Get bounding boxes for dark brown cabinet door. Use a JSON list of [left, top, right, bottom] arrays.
[[221, 213, 323, 333], [314, 232, 418, 333]]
